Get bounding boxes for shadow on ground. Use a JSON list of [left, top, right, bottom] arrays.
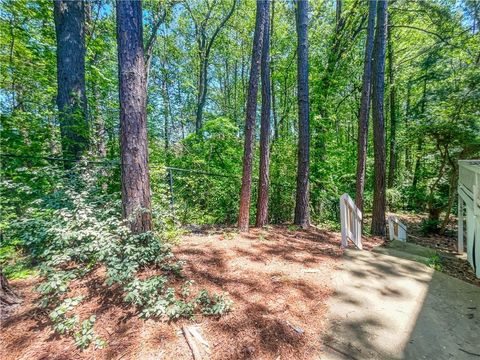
[[321, 249, 480, 360], [171, 226, 348, 359], [0, 226, 346, 360]]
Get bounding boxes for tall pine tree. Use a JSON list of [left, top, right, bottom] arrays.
[[116, 0, 153, 233], [54, 0, 88, 160], [294, 0, 310, 228], [371, 0, 388, 236]]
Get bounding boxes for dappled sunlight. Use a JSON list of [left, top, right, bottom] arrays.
[[322, 249, 480, 359], [173, 226, 342, 359], [1, 226, 345, 360]]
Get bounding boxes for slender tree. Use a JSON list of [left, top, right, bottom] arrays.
[[184, 0, 237, 134], [256, 0, 271, 228], [294, 0, 310, 228], [54, 0, 88, 160], [238, 0, 267, 232], [355, 0, 377, 213], [387, 18, 396, 188], [144, 4, 168, 84], [270, 0, 278, 141], [116, 0, 153, 233], [335, 0, 342, 31], [370, 0, 388, 236], [412, 77, 427, 193]]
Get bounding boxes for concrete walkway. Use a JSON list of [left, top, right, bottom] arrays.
[[321, 249, 480, 360]]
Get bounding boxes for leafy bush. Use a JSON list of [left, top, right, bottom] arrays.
[[427, 253, 443, 271], [420, 218, 441, 235], [2, 163, 231, 349], [386, 188, 404, 212]]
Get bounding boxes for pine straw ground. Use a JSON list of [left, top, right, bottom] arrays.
[[0, 226, 381, 360]]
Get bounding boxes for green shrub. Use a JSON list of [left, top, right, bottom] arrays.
[[427, 253, 443, 271], [420, 218, 440, 235], [2, 163, 232, 349]]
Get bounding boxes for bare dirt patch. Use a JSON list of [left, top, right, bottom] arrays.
[[0, 226, 350, 360]]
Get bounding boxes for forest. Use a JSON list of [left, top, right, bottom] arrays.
[[0, 0, 479, 359]]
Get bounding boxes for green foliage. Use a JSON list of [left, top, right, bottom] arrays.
[[420, 218, 441, 235], [2, 0, 479, 232], [74, 316, 107, 350], [169, 117, 243, 224], [1, 163, 231, 349], [195, 289, 233, 316], [427, 253, 443, 272], [0, 243, 36, 279], [386, 188, 404, 212]]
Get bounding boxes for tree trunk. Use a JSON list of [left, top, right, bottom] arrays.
[[370, 0, 388, 236], [54, 0, 88, 160], [238, 0, 267, 232], [355, 0, 376, 213], [440, 162, 458, 234], [162, 76, 170, 153], [193, 0, 237, 134], [161, 36, 172, 157], [256, 0, 271, 228], [294, 0, 310, 228], [411, 140, 422, 191], [270, 0, 278, 141], [93, 81, 107, 158], [195, 55, 208, 134], [387, 19, 396, 189], [411, 78, 427, 193], [335, 0, 343, 31], [0, 271, 21, 311], [404, 81, 412, 172], [116, 0, 153, 234], [233, 59, 239, 124]]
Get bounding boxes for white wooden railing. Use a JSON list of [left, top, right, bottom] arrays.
[[388, 215, 407, 242], [340, 193, 362, 250]]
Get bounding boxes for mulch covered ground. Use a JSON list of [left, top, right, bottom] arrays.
[[3, 219, 475, 359], [1, 226, 375, 360]]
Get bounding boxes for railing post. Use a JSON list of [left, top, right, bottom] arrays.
[[340, 193, 362, 249], [388, 216, 394, 241], [340, 195, 347, 248]]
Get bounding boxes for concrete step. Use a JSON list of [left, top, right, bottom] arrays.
[[372, 240, 437, 265]]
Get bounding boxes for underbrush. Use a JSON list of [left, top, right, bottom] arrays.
[[1, 163, 231, 350]]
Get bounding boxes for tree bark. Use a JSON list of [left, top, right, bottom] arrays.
[[238, 0, 267, 232], [255, 0, 271, 228], [93, 80, 107, 159], [335, 0, 343, 32], [355, 0, 377, 214], [370, 0, 388, 236], [0, 271, 21, 311], [161, 35, 173, 158], [404, 81, 412, 172], [162, 76, 170, 153], [294, 0, 310, 228], [54, 0, 88, 160], [116, 0, 153, 234], [439, 166, 458, 234], [270, 0, 278, 141], [387, 19, 396, 189]]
